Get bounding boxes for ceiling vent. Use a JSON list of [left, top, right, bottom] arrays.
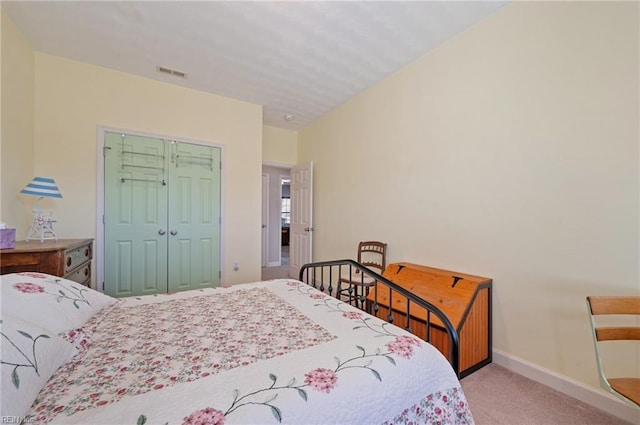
[[157, 66, 187, 78]]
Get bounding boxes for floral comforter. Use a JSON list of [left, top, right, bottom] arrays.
[[28, 279, 474, 425]]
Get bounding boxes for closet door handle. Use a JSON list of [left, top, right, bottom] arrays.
[[170, 229, 178, 236], [158, 229, 166, 235]]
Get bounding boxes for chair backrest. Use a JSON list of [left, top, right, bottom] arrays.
[[357, 241, 387, 274], [586, 296, 640, 409]]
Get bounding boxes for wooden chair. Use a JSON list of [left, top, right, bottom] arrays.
[[586, 296, 640, 409], [338, 241, 387, 308]]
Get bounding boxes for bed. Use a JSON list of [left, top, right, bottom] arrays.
[[1, 269, 474, 424]]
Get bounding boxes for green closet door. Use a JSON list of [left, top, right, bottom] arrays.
[[167, 142, 221, 292], [104, 133, 169, 297], [104, 133, 221, 297]]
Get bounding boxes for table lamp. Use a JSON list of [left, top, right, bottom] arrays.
[[20, 177, 63, 242]]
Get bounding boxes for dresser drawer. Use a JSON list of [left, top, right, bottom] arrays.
[[0, 252, 39, 270], [1, 239, 93, 286], [65, 244, 92, 274], [65, 262, 91, 286]]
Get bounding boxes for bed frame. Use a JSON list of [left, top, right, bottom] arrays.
[[299, 259, 461, 377]]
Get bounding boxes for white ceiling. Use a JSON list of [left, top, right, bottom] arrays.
[[3, 1, 507, 130]]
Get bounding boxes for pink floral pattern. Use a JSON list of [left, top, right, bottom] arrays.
[[13, 282, 45, 293], [61, 328, 92, 355], [28, 288, 336, 423], [386, 335, 421, 359], [12, 276, 92, 310], [17, 272, 49, 279], [383, 388, 474, 424], [342, 311, 363, 319], [182, 407, 226, 425], [304, 368, 338, 393]]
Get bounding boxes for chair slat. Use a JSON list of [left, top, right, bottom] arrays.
[[595, 327, 640, 341], [609, 378, 640, 406], [587, 296, 640, 315]]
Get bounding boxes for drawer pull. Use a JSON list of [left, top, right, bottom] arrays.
[[67, 257, 72, 267]]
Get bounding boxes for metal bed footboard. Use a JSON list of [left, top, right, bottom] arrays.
[[299, 259, 461, 377]]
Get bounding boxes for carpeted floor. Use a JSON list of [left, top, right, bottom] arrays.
[[461, 363, 633, 425], [261, 264, 290, 280]]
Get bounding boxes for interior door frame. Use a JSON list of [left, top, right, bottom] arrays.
[[261, 173, 269, 268], [279, 174, 291, 265], [96, 126, 226, 293], [261, 162, 293, 269]]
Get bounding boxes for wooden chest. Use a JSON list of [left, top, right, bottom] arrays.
[[366, 262, 492, 377]]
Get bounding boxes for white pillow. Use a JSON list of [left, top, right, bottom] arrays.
[[0, 315, 76, 419], [0, 273, 116, 333]]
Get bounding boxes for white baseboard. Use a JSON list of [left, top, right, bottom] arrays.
[[267, 261, 281, 267], [492, 349, 639, 424]]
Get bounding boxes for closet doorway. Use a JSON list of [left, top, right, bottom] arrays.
[[102, 131, 221, 297]]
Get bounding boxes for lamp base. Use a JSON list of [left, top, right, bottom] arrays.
[[25, 210, 57, 242]]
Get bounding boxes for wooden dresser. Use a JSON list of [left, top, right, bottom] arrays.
[[367, 262, 492, 377], [0, 239, 93, 287]]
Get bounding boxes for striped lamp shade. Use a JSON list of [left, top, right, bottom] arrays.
[[20, 177, 63, 198]]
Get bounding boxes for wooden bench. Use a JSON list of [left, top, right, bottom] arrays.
[[366, 262, 492, 377]]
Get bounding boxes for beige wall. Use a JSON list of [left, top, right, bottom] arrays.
[[263, 125, 297, 166], [261, 125, 296, 267], [1, 9, 34, 238], [298, 1, 639, 391]]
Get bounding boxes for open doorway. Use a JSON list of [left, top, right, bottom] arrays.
[[261, 165, 291, 280], [280, 176, 290, 268]]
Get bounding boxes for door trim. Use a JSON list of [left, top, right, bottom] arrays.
[[261, 173, 269, 268], [261, 163, 293, 269], [96, 126, 226, 293], [279, 173, 290, 266]]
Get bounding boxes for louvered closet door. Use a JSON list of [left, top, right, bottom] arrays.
[[104, 133, 221, 297]]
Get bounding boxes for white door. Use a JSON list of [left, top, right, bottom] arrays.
[[289, 161, 313, 279], [261, 173, 269, 267]]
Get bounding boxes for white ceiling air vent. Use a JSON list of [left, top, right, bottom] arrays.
[[157, 66, 187, 78]]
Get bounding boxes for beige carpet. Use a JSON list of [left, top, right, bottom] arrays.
[[261, 245, 291, 280], [461, 363, 632, 425], [261, 264, 290, 280]]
